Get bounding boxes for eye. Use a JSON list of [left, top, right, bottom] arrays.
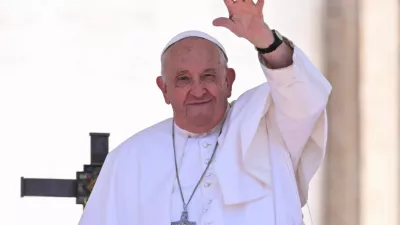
[[177, 76, 190, 81], [176, 75, 191, 87], [202, 74, 216, 82]]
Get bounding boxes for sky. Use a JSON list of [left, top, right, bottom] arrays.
[[0, 0, 324, 224]]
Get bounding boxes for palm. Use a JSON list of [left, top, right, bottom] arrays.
[[213, 0, 267, 42]]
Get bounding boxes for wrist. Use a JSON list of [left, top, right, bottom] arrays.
[[255, 29, 284, 54], [260, 41, 294, 69], [249, 23, 274, 48]]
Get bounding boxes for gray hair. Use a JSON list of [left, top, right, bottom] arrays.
[[160, 44, 228, 82]]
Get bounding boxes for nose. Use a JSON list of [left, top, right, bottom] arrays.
[[189, 82, 206, 98]]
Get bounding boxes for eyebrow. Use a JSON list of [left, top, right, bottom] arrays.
[[176, 69, 189, 75], [203, 68, 218, 74], [176, 68, 218, 75]]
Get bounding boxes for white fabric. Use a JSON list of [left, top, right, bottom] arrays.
[[170, 127, 231, 225], [78, 42, 332, 225], [161, 30, 228, 61], [215, 46, 331, 208], [169, 119, 304, 225]]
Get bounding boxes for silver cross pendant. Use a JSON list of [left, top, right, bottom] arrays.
[[171, 211, 196, 225]]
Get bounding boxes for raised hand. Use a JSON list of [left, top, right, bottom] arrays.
[[213, 0, 273, 48]]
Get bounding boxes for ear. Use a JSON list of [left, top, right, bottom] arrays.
[[156, 76, 171, 104], [225, 68, 236, 98]]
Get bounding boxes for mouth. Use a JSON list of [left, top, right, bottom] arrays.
[[187, 99, 212, 105]]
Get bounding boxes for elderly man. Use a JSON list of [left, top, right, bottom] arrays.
[[78, 0, 331, 225]]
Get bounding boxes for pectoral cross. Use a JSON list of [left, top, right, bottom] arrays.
[[171, 211, 196, 225]]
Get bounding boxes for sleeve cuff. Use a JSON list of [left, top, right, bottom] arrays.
[[260, 44, 331, 94], [259, 46, 301, 87]]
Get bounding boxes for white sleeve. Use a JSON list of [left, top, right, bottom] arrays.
[[261, 45, 332, 205]]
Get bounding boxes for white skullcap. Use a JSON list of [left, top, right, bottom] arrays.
[[161, 30, 228, 62]]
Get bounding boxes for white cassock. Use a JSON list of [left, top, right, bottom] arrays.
[[78, 31, 332, 225]]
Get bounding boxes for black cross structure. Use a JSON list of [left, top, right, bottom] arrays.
[[20, 133, 110, 208]]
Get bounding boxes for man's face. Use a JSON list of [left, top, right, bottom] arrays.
[[157, 37, 235, 133]]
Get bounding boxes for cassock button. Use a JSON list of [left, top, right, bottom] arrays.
[[202, 142, 210, 148], [205, 172, 211, 177], [204, 182, 211, 188]]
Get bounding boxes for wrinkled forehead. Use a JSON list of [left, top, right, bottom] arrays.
[[162, 38, 227, 77]]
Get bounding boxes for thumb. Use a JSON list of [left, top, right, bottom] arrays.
[[212, 17, 235, 32]]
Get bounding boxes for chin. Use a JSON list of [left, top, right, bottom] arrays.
[[188, 114, 215, 126]]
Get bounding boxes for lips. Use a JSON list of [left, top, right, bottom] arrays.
[[187, 100, 212, 105]]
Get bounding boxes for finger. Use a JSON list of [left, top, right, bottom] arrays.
[[223, 0, 235, 6], [256, 0, 264, 9], [212, 17, 235, 32]]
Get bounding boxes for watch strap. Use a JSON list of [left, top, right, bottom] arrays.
[[255, 30, 283, 54]]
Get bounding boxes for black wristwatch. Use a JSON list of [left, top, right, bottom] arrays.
[[255, 29, 284, 54]]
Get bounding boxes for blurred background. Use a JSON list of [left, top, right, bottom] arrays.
[[0, 0, 398, 224]]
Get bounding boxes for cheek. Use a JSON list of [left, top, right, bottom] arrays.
[[207, 84, 229, 99], [167, 89, 189, 105]]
